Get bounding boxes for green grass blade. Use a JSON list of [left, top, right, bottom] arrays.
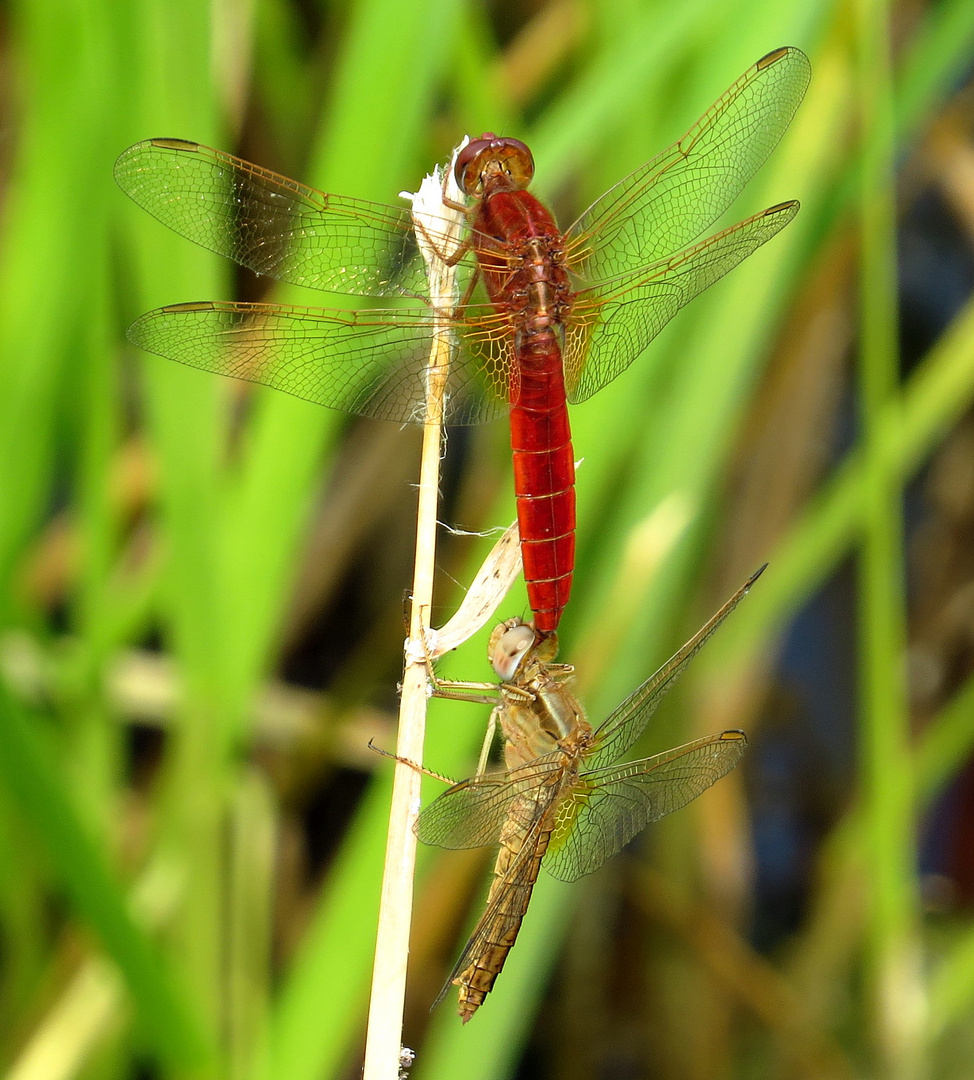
[[0, 683, 212, 1071]]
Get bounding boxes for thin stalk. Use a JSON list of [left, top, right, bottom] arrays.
[[362, 158, 466, 1080], [855, 2, 924, 1075]]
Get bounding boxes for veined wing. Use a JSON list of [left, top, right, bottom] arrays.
[[127, 300, 513, 426], [114, 138, 473, 299], [416, 753, 565, 850], [563, 201, 797, 403], [564, 47, 810, 283], [543, 730, 747, 882], [582, 567, 765, 774]]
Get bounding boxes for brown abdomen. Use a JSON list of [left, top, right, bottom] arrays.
[[455, 797, 553, 1022]]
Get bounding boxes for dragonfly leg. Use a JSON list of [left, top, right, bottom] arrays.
[[440, 192, 468, 214], [413, 215, 471, 268], [455, 264, 482, 308], [428, 676, 537, 709], [474, 706, 501, 776], [438, 167, 471, 216], [367, 739, 455, 785], [410, 614, 507, 705], [429, 678, 502, 706]]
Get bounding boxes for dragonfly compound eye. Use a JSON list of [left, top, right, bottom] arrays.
[[454, 135, 535, 196], [490, 622, 536, 681]]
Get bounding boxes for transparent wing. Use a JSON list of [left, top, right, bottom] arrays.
[[542, 730, 747, 881], [416, 753, 565, 850], [114, 138, 474, 298], [563, 201, 797, 402], [127, 300, 514, 426], [582, 567, 765, 774], [564, 47, 810, 283]]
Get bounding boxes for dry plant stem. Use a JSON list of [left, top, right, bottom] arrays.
[[363, 156, 464, 1079], [363, 352, 447, 1078], [363, 389, 445, 1080]]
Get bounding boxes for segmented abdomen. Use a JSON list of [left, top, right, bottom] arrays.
[[455, 793, 553, 1022], [509, 329, 575, 634]]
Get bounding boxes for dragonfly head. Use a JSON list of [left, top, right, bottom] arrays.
[[487, 618, 558, 681], [454, 134, 535, 198]]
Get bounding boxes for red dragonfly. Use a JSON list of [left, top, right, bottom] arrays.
[[115, 48, 808, 632], [417, 567, 763, 1019]]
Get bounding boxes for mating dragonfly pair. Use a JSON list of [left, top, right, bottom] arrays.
[[116, 47, 808, 1018]]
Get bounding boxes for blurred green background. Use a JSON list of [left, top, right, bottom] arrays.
[[2, 0, 974, 1078]]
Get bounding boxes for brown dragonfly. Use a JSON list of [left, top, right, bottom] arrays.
[[417, 567, 763, 1020]]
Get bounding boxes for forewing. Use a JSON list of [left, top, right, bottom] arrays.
[[416, 754, 565, 850], [583, 567, 764, 773], [114, 138, 469, 298], [564, 47, 809, 283], [128, 300, 511, 425], [542, 730, 747, 881], [564, 202, 797, 403]]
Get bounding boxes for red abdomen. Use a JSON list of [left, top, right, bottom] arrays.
[[509, 335, 575, 633], [472, 189, 576, 632]]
